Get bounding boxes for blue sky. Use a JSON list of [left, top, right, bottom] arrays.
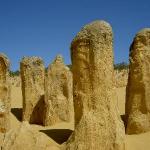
[[0, 0, 150, 70]]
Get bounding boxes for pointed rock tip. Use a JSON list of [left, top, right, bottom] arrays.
[[54, 54, 64, 63]]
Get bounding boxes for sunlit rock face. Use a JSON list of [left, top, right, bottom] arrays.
[[64, 20, 125, 150], [20, 57, 45, 125], [0, 53, 10, 133], [126, 29, 150, 134], [44, 55, 73, 126]]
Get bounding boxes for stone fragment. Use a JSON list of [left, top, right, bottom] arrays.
[[20, 57, 45, 125], [64, 20, 125, 150], [44, 55, 73, 126], [126, 28, 150, 134], [0, 53, 11, 133]]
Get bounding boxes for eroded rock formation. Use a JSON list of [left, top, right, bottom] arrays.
[[64, 20, 125, 150], [1, 122, 60, 150], [20, 57, 45, 125], [126, 28, 150, 134], [44, 55, 73, 126], [0, 53, 10, 133]]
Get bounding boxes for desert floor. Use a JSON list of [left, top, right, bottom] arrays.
[[10, 85, 150, 150]]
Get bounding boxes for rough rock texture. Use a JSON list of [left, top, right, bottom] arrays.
[[64, 21, 125, 150], [1, 122, 60, 150], [115, 69, 128, 88], [10, 76, 21, 87], [44, 55, 73, 126], [20, 57, 45, 125], [126, 29, 150, 134], [0, 53, 11, 133]]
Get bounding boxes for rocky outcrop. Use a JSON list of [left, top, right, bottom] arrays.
[[64, 20, 125, 150], [20, 57, 45, 125], [126, 28, 150, 134], [1, 122, 60, 150], [44, 55, 73, 126], [0, 53, 11, 133]]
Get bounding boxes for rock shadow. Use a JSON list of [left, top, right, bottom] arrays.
[[30, 95, 45, 125], [40, 129, 73, 144], [11, 108, 22, 121], [121, 114, 126, 126]]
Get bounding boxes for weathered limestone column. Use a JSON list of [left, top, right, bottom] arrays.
[[126, 29, 150, 134], [20, 57, 45, 125], [44, 55, 73, 126], [0, 53, 10, 133], [64, 21, 125, 150]]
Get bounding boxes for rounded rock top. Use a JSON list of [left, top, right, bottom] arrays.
[[21, 56, 44, 65], [72, 20, 113, 44], [22, 56, 43, 61], [83, 20, 112, 32], [136, 28, 150, 37], [0, 53, 10, 68]]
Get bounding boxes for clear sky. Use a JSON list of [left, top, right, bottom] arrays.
[[0, 0, 150, 70]]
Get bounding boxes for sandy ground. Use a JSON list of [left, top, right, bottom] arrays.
[[10, 85, 150, 150]]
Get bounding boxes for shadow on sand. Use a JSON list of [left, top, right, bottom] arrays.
[[40, 129, 73, 144], [11, 108, 22, 121]]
